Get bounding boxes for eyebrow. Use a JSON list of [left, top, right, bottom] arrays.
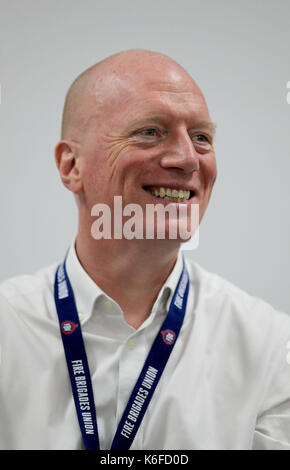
[[192, 119, 217, 136], [122, 115, 217, 136]]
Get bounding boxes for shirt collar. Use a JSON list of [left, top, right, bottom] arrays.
[[65, 241, 104, 322], [150, 249, 184, 315], [65, 240, 185, 325]]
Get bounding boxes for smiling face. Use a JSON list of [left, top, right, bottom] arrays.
[[60, 52, 217, 242]]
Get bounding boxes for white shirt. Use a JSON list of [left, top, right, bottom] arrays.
[[0, 242, 290, 450]]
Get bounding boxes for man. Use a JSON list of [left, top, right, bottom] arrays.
[[0, 49, 289, 450]]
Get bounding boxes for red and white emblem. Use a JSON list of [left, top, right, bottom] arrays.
[[61, 321, 79, 335], [161, 329, 176, 345]]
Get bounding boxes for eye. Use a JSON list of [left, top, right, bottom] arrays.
[[193, 134, 210, 143], [131, 127, 165, 146], [139, 128, 158, 137], [191, 134, 213, 151]]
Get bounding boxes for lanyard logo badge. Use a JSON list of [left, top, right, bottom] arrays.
[[161, 329, 176, 345], [61, 320, 79, 335]]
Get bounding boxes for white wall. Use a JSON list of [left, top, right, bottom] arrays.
[[0, 0, 289, 313]]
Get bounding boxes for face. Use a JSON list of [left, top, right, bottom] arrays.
[[76, 65, 217, 241]]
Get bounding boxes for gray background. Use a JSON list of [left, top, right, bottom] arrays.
[[0, 0, 289, 313]]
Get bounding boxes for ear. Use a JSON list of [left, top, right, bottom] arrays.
[[54, 141, 83, 194]]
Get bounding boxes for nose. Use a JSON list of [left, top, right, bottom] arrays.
[[160, 130, 200, 173]]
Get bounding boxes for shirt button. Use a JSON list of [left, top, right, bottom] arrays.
[[78, 312, 84, 322], [127, 339, 136, 350], [104, 300, 113, 310]]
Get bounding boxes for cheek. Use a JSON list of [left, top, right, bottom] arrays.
[[108, 144, 150, 187], [78, 151, 111, 206], [118, 151, 145, 173], [79, 147, 142, 203], [201, 153, 217, 189], [82, 158, 104, 189]]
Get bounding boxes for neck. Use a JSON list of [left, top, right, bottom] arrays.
[[75, 228, 180, 329]]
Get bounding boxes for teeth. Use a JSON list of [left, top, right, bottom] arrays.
[[148, 187, 191, 201]]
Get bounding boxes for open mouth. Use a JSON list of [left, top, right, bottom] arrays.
[[143, 186, 195, 203]]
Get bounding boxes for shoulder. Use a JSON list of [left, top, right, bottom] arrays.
[[185, 257, 290, 342], [184, 258, 290, 398], [0, 262, 59, 323]]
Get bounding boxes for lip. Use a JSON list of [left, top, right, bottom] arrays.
[[142, 185, 197, 206]]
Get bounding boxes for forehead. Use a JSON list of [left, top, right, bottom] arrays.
[[123, 90, 209, 125], [89, 69, 210, 130]]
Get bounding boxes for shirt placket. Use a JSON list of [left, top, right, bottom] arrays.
[[116, 328, 148, 449]]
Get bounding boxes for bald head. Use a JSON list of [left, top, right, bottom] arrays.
[[60, 49, 202, 141]]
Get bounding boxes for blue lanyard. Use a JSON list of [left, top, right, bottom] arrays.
[[54, 254, 190, 450]]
